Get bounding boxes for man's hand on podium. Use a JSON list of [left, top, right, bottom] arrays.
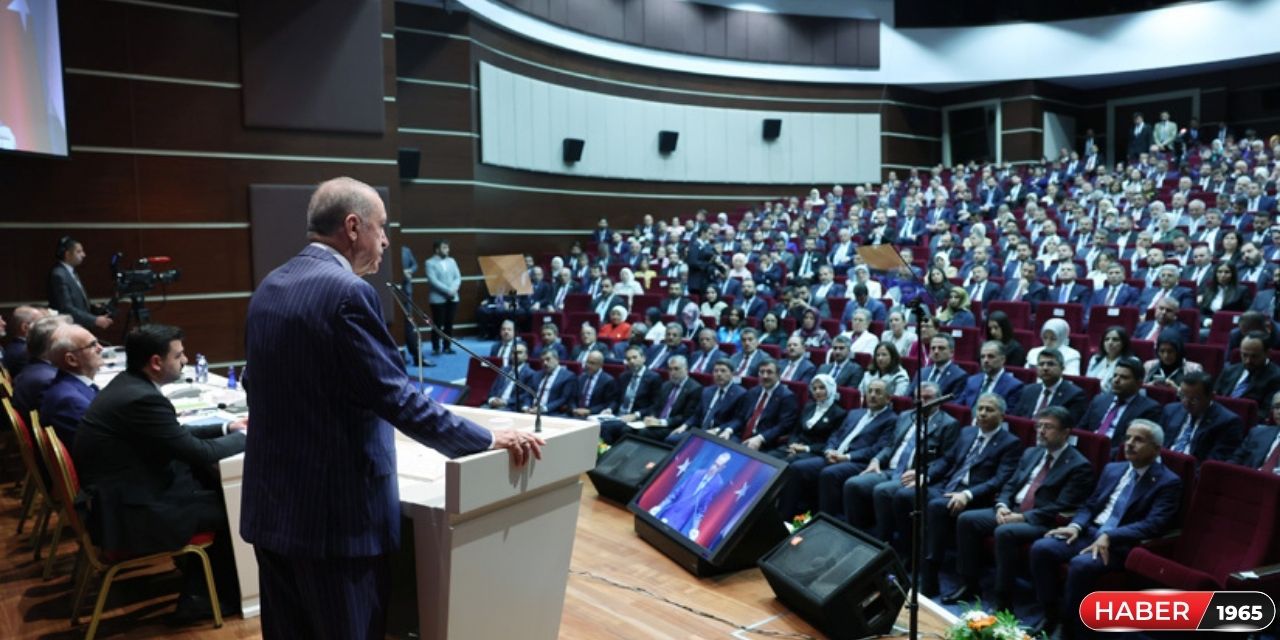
[[491, 429, 546, 467]]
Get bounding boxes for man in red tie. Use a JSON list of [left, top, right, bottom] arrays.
[[945, 406, 1094, 610], [739, 360, 799, 449]]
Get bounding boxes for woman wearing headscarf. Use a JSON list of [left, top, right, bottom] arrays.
[[598, 305, 632, 342], [1142, 330, 1203, 387], [680, 301, 704, 338], [849, 264, 883, 299], [1025, 317, 1081, 375], [770, 374, 846, 462], [615, 267, 646, 297], [791, 307, 832, 349]]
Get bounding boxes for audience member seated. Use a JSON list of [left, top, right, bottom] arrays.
[[1012, 348, 1088, 427], [778, 379, 897, 520], [758, 312, 788, 347], [570, 324, 609, 366], [646, 324, 687, 371], [598, 346, 665, 444], [1215, 332, 1280, 410], [534, 323, 568, 361], [911, 393, 1021, 597], [1230, 390, 1280, 473], [73, 324, 248, 622], [1029, 421, 1181, 639], [522, 349, 576, 416], [11, 315, 71, 417], [1084, 327, 1136, 394], [909, 333, 967, 398], [570, 351, 617, 418], [728, 328, 765, 380], [699, 285, 728, 321], [666, 360, 745, 444], [815, 335, 864, 389], [738, 360, 799, 450], [769, 374, 846, 462], [3, 306, 46, 377], [778, 336, 817, 384], [716, 307, 746, 347], [946, 406, 1094, 611], [1164, 370, 1244, 462], [847, 382, 960, 548], [485, 342, 535, 412], [879, 310, 917, 357], [983, 310, 1025, 367], [1079, 358, 1162, 454], [792, 307, 832, 349], [1025, 318, 1082, 375], [1142, 331, 1202, 388], [957, 340, 1025, 409], [1138, 265, 1195, 311], [38, 323, 104, 446], [597, 306, 631, 343], [488, 320, 524, 367], [1135, 296, 1193, 343], [859, 341, 910, 398], [1227, 310, 1280, 351]]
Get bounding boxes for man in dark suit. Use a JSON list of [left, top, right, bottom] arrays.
[[846, 381, 960, 542], [598, 345, 665, 443], [1079, 358, 1163, 454], [1089, 263, 1140, 309], [712, 273, 743, 299], [569, 324, 610, 366], [1029, 420, 1182, 638], [739, 359, 799, 449], [910, 393, 1021, 596], [1127, 111, 1154, 161], [1216, 333, 1280, 411], [687, 328, 723, 375], [666, 360, 745, 444], [1047, 264, 1090, 307], [38, 323, 103, 446], [734, 279, 768, 320], [1134, 296, 1194, 343], [792, 237, 826, 285], [999, 261, 1049, 310], [647, 450, 731, 539], [632, 354, 700, 443], [47, 236, 114, 331], [1230, 392, 1280, 472], [75, 324, 247, 622], [728, 328, 765, 380], [946, 406, 1094, 610], [660, 280, 691, 317], [815, 336, 864, 389], [810, 266, 844, 301], [241, 178, 535, 639], [1227, 311, 1280, 352], [957, 341, 1025, 409], [525, 349, 577, 416], [909, 334, 968, 398], [2, 306, 44, 377], [841, 283, 889, 325], [590, 278, 624, 323], [11, 315, 70, 418], [1166, 371, 1245, 462], [778, 335, 818, 384], [963, 265, 1001, 306], [485, 342, 536, 412], [646, 324, 687, 371], [686, 225, 721, 293], [1136, 266, 1195, 310], [569, 351, 616, 418], [488, 319, 525, 368], [1011, 348, 1088, 427], [779, 379, 897, 519]]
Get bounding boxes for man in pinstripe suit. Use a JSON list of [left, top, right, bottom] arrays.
[[242, 177, 542, 639]]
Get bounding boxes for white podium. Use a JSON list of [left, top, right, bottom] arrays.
[[218, 406, 599, 640]]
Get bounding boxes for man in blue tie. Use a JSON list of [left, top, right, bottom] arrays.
[[1213, 333, 1280, 411], [485, 342, 534, 411], [38, 324, 105, 446], [1028, 420, 1182, 638], [1163, 370, 1243, 462]]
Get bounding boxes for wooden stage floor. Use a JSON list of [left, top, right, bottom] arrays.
[[0, 476, 952, 639]]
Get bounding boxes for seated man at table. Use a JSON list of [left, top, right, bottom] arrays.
[[11, 315, 71, 418], [73, 324, 248, 623], [39, 323, 105, 446]]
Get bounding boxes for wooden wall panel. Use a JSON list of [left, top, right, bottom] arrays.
[[397, 83, 475, 131], [884, 137, 942, 167], [395, 36, 472, 84]]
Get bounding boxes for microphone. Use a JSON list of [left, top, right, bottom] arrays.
[[141, 256, 172, 265], [385, 283, 543, 433]]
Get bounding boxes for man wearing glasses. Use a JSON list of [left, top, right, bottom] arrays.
[[39, 324, 105, 446]]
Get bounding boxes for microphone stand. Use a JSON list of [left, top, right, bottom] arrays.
[[386, 283, 543, 433], [909, 389, 953, 637], [387, 279, 427, 389]]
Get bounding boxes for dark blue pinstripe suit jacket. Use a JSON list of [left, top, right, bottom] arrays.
[[241, 245, 493, 558]]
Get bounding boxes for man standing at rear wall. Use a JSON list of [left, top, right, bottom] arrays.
[[242, 177, 542, 640]]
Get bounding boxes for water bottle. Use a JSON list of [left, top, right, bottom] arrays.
[[227, 365, 237, 390], [195, 354, 209, 384]]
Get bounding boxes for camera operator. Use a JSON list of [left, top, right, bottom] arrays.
[[48, 236, 114, 331]]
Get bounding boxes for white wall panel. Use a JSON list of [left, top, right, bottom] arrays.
[[477, 62, 881, 184]]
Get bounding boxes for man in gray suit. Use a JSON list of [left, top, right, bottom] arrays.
[[47, 236, 113, 330], [424, 240, 462, 355]]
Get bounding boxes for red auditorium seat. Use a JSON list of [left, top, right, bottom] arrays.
[[1006, 415, 1036, 447], [1142, 384, 1177, 405], [1158, 448, 1199, 516], [1125, 462, 1280, 591], [986, 301, 1033, 328], [1214, 396, 1259, 431], [1037, 303, 1085, 332], [1088, 306, 1140, 343], [837, 387, 861, 410], [1184, 343, 1224, 377], [1069, 429, 1112, 477], [1206, 311, 1243, 345]]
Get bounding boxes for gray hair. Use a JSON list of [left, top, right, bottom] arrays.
[[667, 354, 687, 369], [1127, 419, 1165, 447], [977, 392, 1007, 414], [306, 177, 379, 236], [28, 315, 72, 359]]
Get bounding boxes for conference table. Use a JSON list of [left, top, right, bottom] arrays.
[[95, 357, 599, 640]]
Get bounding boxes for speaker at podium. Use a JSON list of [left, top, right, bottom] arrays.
[[758, 514, 907, 640]]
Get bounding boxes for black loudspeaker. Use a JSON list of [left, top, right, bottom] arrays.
[[563, 138, 585, 163], [658, 130, 679, 154], [587, 435, 672, 504], [758, 515, 907, 640], [763, 118, 782, 140], [397, 148, 420, 180]]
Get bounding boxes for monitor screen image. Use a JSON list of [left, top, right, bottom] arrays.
[[0, 0, 68, 157], [410, 378, 468, 405], [631, 432, 784, 558]]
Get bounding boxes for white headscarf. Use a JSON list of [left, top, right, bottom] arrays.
[[806, 374, 838, 429]]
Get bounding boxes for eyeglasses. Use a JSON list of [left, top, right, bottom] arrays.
[[70, 340, 100, 352]]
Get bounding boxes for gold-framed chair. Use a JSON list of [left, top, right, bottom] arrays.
[[2, 398, 57, 546], [41, 425, 224, 640]]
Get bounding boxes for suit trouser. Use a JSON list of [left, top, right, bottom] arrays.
[[779, 457, 864, 519], [1028, 526, 1128, 629], [429, 301, 457, 351], [955, 509, 1047, 594], [599, 419, 672, 445], [843, 470, 895, 534], [255, 547, 391, 640]]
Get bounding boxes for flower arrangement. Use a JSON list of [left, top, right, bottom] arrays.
[[946, 607, 1036, 640], [597, 440, 611, 456], [784, 511, 813, 533]]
